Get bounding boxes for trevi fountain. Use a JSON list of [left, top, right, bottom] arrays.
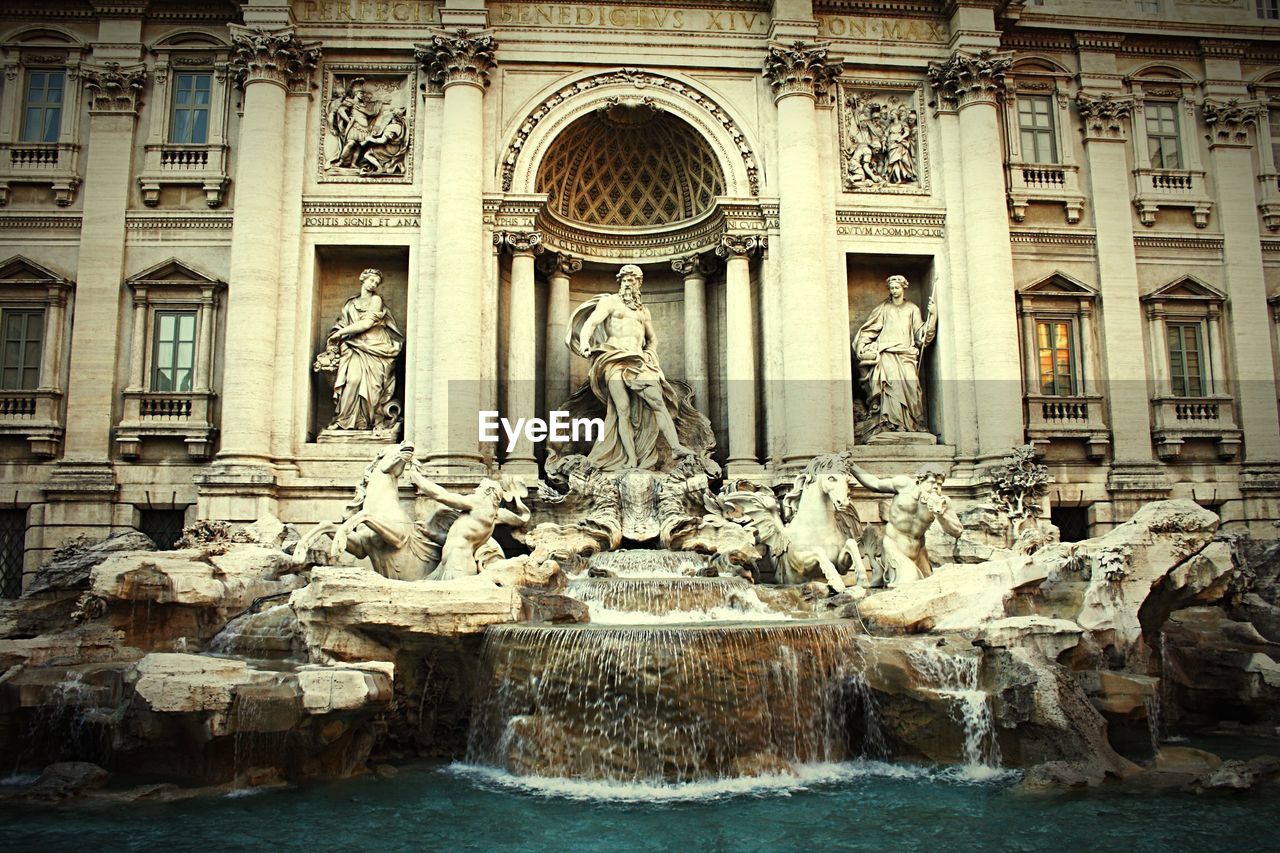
[[2, 261, 1278, 850]]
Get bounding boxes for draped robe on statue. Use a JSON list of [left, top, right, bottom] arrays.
[[854, 297, 933, 436], [330, 296, 403, 430], [558, 294, 712, 472]]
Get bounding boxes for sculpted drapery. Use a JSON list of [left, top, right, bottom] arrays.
[[854, 275, 936, 440], [321, 268, 403, 432]]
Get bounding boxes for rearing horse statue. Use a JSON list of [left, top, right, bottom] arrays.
[[716, 453, 867, 590]]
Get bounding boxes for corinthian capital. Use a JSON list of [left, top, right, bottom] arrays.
[[537, 252, 583, 277], [1202, 99, 1266, 147], [1076, 92, 1134, 141], [82, 62, 146, 114], [763, 41, 842, 102], [716, 233, 767, 259], [229, 25, 321, 90], [927, 50, 1012, 111], [671, 253, 714, 278], [494, 230, 543, 255], [415, 29, 498, 90]]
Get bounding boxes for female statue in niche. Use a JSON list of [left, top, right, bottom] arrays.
[[315, 268, 404, 434], [853, 274, 936, 441]]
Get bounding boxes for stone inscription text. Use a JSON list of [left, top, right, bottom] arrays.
[[491, 4, 768, 31], [296, 0, 435, 23], [837, 225, 943, 239], [816, 15, 946, 43], [304, 216, 420, 228]]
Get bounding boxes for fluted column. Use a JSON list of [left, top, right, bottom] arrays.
[[1203, 99, 1280, 463], [763, 41, 842, 466], [672, 253, 712, 417], [539, 252, 581, 410], [217, 26, 319, 467], [416, 30, 496, 473], [717, 234, 767, 475], [928, 51, 1023, 459], [60, 62, 147, 465], [495, 231, 542, 476], [126, 288, 147, 391], [1074, 92, 1159, 468]]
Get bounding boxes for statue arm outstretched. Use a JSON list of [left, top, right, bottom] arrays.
[[847, 462, 894, 494], [573, 298, 611, 357], [408, 469, 476, 512], [496, 504, 531, 528]]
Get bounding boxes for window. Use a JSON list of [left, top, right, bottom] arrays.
[[139, 509, 186, 551], [1036, 320, 1076, 395], [1018, 96, 1057, 164], [1051, 506, 1090, 543], [1, 308, 43, 391], [0, 508, 24, 598], [1270, 108, 1280, 172], [1167, 322, 1204, 397], [1259, 0, 1279, 20], [1136, 0, 1161, 12], [169, 73, 211, 144], [20, 70, 63, 143], [1145, 102, 1182, 169], [151, 310, 196, 392]]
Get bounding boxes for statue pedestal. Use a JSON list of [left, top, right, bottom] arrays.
[[317, 424, 402, 444], [866, 431, 937, 446]]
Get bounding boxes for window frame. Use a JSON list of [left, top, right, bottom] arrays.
[[1017, 94, 1058, 165], [1034, 316, 1078, 396], [1165, 320, 1206, 398], [168, 71, 212, 145], [1144, 101, 1183, 170], [1259, 0, 1279, 21], [19, 68, 65, 144], [149, 308, 197, 393], [0, 306, 45, 391]]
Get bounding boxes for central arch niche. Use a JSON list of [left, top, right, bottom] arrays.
[[535, 103, 726, 230]]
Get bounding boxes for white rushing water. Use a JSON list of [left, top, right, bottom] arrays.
[[906, 647, 1003, 776], [568, 577, 796, 625]]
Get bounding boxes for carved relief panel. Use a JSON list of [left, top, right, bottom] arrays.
[[317, 65, 416, 183], [837, 80, 929, 195]]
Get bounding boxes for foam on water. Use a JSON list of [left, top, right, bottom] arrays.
[[447, 760, 1018, 803], [584, 604, 794, 625]]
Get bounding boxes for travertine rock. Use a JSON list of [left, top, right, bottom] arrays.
[[297, 663, 393, 714], [290, 567, 522, 662], [131, 653, 256, 713], [90, 544, 304, 612], [23, 532, 156, 596], [859, 555, 1046, 633], [980, 616, 1083, 661]]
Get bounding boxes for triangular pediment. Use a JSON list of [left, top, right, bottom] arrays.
[[126, 258, 222, 286], [0, 255, 72, 285], [1018, 272, 1097, 297], [1142, 275, 1225, 303]]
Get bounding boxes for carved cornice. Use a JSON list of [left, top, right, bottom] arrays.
[[1199, 39, 1250, 60], [228, 25, 321, 91], [762, 41, 842, 102], [302, 200, 422, 219], [1076, 92, 1133, 141], [1073, 33, 1126, 53], [537, 252, 583, 278], [715, 233, 767, 258], [1202, 99, 1266, 147], [415, 29, 497, 90], [82, 62, 146, 114], [494, 230, 544, 255], [926, 51, 1011, 112]]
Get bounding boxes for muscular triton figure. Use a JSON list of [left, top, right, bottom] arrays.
[[568, 264, 694, 471], [848, 461, 964, 586]]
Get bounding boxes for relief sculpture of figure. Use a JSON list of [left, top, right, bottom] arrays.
[[315, 268, 403, 434], [853, 274, 937, 442], [561, 264, 712, 473]]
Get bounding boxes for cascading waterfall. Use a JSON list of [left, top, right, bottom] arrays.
[[906, 647, 1001, 774], [566, 577, 792, 624], [208, 604, 301, 660], [466, 621, 872, 782], [584, 550, 711, 577]]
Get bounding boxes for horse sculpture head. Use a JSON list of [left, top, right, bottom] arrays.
[[784, 453, 854, 517], [373, 442, 415, 475]]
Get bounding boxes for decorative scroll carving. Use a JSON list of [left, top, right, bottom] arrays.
[[670, 253, 713, 277], [322, 71, 413, 180], [501, 69, 760, 196], [926, 50, 1012, 111], [1076, 92, 1134, 140], [762, 41, 842, 101], [538, 252, 583, 277], [840, 89, 919, 190], [82, 62, 146, 114], [494, 230, 545, 254], [1202, 99, 1266, 145], [715, 233, 767, 258], [414, 29, 497, 89], [229, 25, 321, 90]]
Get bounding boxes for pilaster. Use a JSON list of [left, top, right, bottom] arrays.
[[717, 234, 767, 476], [672, 253, 714, 418], [539, 252, 581, 411], [495, 230, 543, 476]]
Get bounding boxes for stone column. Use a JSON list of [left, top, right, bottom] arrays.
[[495, 231, 542, 477], [195, 288, 216, 394], [927, 51, 1023, 459], [1203, 100, 1280, 464], [38, 283, 67, 393], [672, 253, 711, 418], [59, 62, 147, 470], [415, 30, 497, 474], [125, 287, 147, 391], [716, 234, 767, 476], [539, 252, 581, 410], [216, 26, 319, 468], [763, 41, 842, 467]]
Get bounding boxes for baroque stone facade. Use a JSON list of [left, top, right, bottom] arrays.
[[0, 0, 1279, 590]]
